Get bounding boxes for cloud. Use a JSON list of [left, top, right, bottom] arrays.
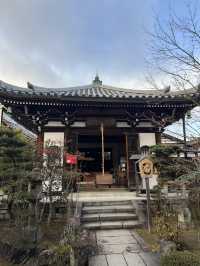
[[0, 0, 158, 88]]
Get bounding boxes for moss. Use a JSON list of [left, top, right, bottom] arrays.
[[0, 257, 12, 266], [161, 251, 200, 266], [136, 229, 160, 252]]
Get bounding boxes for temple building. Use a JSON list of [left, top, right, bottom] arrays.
[[0, 75, 198, 190]]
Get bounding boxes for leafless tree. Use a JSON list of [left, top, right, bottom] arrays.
[[146, 2, 200, 143], [149, 2, 200, 94]]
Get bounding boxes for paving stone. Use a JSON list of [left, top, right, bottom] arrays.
[[99, 244, 140, 255], [96, 229, 132, 237], [124, 253, 146, 266], [106, 254, 127, 266], [97, 235, 137, 245], [89, 255, 108, 266]]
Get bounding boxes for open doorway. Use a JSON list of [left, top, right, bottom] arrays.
[[79, 148, 113, 173]]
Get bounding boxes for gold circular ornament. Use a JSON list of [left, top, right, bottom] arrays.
[[139, 158, 154, 178]]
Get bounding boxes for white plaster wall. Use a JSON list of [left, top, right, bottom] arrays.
[[139, 133, 156, 147], [44, 132, 64, 147], [45, 121, 65, 127]]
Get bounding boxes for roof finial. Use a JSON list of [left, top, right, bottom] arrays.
[[93, 73, 102, 85]]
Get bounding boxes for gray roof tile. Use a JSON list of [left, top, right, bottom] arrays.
[[0, 80, 198, 101]]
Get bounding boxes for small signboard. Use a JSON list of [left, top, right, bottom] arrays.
[[66, 154, 78, 165], [139, 157, 154, 178]]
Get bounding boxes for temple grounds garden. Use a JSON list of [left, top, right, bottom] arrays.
[[1, 127, 200, 265]]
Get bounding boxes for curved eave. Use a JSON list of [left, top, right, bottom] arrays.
[[0, 91, 196, 103], [0, 80, 198, 106]]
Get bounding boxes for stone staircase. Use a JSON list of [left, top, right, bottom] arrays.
[[0, 202, 9, 220], [81, 200, 142, 230]]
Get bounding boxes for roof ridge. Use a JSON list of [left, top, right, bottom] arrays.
[[0, 79, 198, 99]]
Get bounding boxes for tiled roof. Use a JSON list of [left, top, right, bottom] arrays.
[[2, 113, 37, 140], [0, 78, 198, 100]]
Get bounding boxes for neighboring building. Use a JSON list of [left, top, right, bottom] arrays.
[[2, 112, 37, 141], [0, 75, 198, 190], [161, 132, 184, 147]]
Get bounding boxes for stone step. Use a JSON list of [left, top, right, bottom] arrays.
[[83, 220, 142, 230], [81, 212, 138, 222], [82, 205, 135, 214], [0, 209, 8, 214], [83, 200, 131, 207]]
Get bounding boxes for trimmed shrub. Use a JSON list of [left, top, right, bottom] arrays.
[[161, 251, 200, 266]]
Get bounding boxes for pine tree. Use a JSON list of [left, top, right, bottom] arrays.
[[0, 126, 35, 222]]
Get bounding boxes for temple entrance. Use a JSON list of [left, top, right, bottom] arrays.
[[77, 134, 128, 187], [79, 148, 113, 173]]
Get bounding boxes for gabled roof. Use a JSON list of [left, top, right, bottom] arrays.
[[0, 76, 199, 101]]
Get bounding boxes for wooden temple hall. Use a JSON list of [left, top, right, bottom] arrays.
[[0, 75, 198, 190]]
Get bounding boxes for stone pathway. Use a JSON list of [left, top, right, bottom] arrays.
[[89, 230, 160, 266]]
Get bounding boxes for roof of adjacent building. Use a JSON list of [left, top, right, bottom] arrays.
[[2, 113, 37, 141], [0, 75, 199, 101]]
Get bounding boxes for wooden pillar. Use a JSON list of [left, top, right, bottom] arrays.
[[36, 130, 44, 156], [155, 132, 161, 144], [125, 133, 130, 188], [64, 126, 70, 152], [101, 122, 105, 176], [125, 133, 140, 191]]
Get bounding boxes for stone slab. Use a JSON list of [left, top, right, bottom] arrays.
[[96, 229, 132, 237], [106, 254, 127, 266], [100, 222, 123, 229], [83, 205, 133, 212], [99, 244, 140, 255], [89, 255, 108, 266], [122, 221, 142, 229], [82, 214, 100, 222], [97, 235, 137, 245], [83, 221, 141, 230], [84, 222, 101, 230], [100, 213, 137, 221], [124, 253, 146, 266], [84, 200, 132, 206]]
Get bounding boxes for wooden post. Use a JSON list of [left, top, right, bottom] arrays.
[[37, 131, 44, 156], [125, 134, 130, 188], [101, 122, 105, 176], [182, 115, 187, 158], [145, 177, 152, 233], [134, 161, 140, 196]]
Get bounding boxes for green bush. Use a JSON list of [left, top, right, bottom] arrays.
[[161, 251, 200, 266]]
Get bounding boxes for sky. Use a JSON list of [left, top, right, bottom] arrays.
[[0, 0, 192, 89], [0, 0, 199, 139]]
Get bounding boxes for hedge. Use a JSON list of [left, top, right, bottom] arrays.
[[161, 251, 200, 266]]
